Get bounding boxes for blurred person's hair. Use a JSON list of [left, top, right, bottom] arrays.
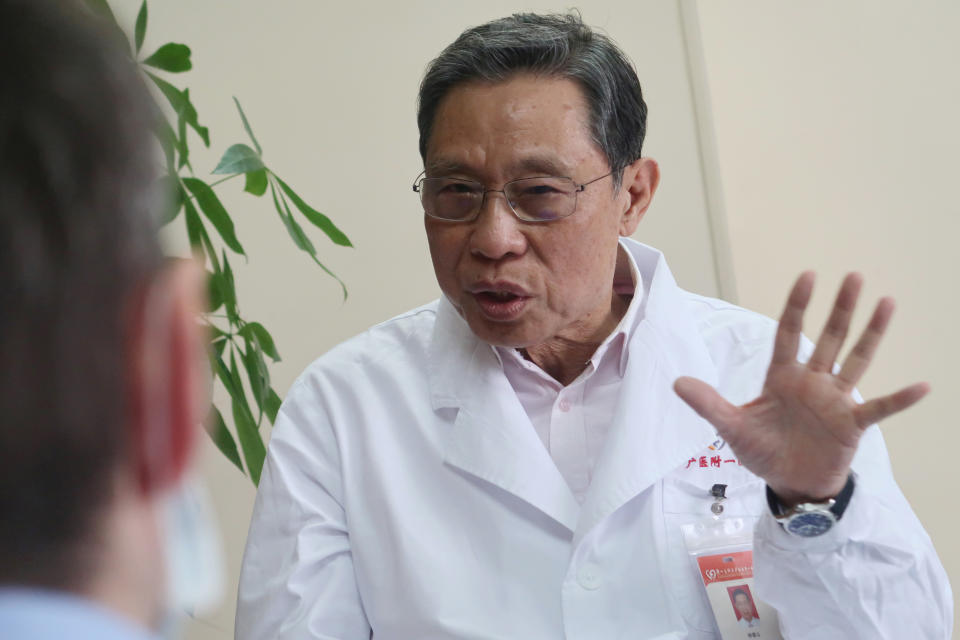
[[417, 12, 647, 189], [0, 0, 163, 589]]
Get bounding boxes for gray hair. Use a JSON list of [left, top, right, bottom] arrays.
[[417, 12, 648, 187]]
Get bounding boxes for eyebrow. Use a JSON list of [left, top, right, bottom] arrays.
[[424, 158, 468, 176], [425, 154, 576, 179], [512, 154, 574, 177]]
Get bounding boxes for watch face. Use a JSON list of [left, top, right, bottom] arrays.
[[785, 511, 835, 537]]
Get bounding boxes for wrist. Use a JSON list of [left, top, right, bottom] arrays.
[[766, 473, 856, 538], [767, 475, 849, 510]]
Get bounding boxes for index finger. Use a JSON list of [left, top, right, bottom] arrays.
[[771, 271, 815, 365]]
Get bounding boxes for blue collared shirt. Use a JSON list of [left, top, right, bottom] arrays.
[[0, 588, 160, 640]]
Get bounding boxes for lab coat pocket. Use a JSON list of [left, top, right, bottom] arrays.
[[661, 472, 765, 634]]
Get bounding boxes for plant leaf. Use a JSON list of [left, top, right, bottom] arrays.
[[220, 251, 238, 322], [276, 177, 352, 247], [241, 336, 270, 421], [156, 119, 178, 174], [206, 270, 224, 312], [183, 197, 204, 250], [310, 255, 348, 300], [212, 144, 264, 175], [232, 395, 264, 485], [208, 327, 230, 360], [183, 198, 220, 272], [244, 169, 268, 196], [270, 181, 348, 299], [228, 350, 247, 411], [233, 97, 262, 156], [230, 351, 265, 485], [213, 354, 236, 397], [175, 94, 190, 169], [207, 407, 243, 472], [238, 322, 280, 361], [265, 388, 282, 425], [143, 43, 192, 73], [146, 72, 210, 146], [134, 0, 147, 54], [158, 177, 182, 226], [270, 180, 314, 254], [182, 177, 245, 255]]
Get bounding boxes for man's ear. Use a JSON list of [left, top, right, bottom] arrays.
[[618, 157, 660, 237], [127, 259, 208, 496]]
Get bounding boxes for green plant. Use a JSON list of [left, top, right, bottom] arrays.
[[86, 0, 352, 485]]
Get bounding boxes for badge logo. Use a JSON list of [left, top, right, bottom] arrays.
[[708, 437, 726, 452]]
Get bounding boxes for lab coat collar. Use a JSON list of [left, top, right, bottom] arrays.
[[430, 297, 581, 532], [574, 240, 719, 546], [428, 240, 719, 540]]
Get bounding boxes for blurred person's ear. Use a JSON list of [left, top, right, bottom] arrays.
[[127, 258, 209, 496]]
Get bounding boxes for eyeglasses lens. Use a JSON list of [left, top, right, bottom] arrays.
[[506, 177, 576, 221], [420, 177, 577, 222], [419, 178, 480, 221]]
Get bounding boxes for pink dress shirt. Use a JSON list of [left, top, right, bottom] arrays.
[[495, 247, 644, 504]]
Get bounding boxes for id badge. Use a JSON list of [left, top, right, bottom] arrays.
[[682, 505, 782, 639]]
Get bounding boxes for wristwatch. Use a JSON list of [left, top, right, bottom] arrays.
[[766, 473, 856, 537]]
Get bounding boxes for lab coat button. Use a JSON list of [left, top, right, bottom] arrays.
[[558, 399, 571, 412], [577, 564, 601, 590]]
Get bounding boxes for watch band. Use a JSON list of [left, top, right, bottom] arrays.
[[766, 472, 856, 521]]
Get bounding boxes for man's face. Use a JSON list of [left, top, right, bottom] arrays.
[[735, 593, 754, 620], [423, 74, 636, 349]]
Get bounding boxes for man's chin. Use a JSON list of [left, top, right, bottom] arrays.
[[462, 312, 547, 350]]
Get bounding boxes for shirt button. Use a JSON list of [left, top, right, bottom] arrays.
[[577, 564, 601, 590], [558, 399, 571, 412]]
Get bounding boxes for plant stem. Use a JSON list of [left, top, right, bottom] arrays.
[[207, 173, 242, 189], [179, 172, 242, 205]]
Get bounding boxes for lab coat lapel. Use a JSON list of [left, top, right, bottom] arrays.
[[429, 298, 580, 534], [574, 243, 719, 547]]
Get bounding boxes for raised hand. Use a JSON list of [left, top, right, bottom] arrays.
[[674, 272, 929, 506]]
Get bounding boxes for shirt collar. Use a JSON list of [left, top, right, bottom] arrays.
[[0, 588, 160, 640]]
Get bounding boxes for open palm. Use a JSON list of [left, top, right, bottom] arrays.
[[675, 272, 929, 506]]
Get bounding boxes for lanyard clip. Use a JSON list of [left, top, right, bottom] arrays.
[[710, 483, 727, 515]]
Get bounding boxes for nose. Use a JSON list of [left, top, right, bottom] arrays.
[[469, 190, 528, 261]]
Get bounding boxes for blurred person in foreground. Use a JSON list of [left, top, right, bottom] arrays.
[[0, 1, 219, 638], [237, 12, 951, 639]]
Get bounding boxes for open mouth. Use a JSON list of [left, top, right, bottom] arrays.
[[471, 289, 529, 321], [476, 291, 522, 303]]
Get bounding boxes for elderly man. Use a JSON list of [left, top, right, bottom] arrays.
[[0, 1, 215, 638], [237, 13, 951, 639]]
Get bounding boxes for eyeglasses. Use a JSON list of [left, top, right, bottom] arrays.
[[412, 171, 613, 223]]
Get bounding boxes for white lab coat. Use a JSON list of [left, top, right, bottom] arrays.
[[236, 240, 951, 639]]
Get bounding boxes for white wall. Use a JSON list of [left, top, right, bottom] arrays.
[[106, 2, 722, 637], [695, 1, 959, 635]]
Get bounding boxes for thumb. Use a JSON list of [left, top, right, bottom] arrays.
[[674, 376, 738, 432]]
